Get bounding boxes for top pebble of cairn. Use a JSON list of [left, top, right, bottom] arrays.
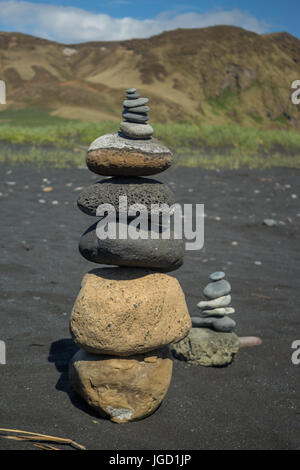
[[120, 88, 154, 140]]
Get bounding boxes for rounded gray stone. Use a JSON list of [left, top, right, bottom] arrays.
[[126, 88, 136, 94], [123, 112, 149, 123], [79, 221, 184, 272], [209, 271, 225, 281], [123, 98, 149, 108], [120, 121, 153, 140], [203, 279, 231, 299], [77, 176, 176, 217], [212, 316, 236, 332], [171, 328, 240, 366]]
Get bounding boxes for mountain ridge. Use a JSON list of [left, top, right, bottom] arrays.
[[0, 25, 300, 128]]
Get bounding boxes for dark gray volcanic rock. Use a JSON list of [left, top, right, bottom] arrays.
[[79, 221, 184, 272], [77, 176, 175, 217]]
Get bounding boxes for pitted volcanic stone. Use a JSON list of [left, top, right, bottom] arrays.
[[86, 133, 173, 176], [79, 221, 184, 272], [70, 267, 191, 356], [69, 348, 173, 423], [77, 176, 175, 216]]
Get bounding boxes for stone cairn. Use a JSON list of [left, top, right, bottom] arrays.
[[194, 271, 236, 332], [68, 88, 191, 423], [172, 271, 240, 367]]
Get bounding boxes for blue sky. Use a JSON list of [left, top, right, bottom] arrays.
[[0, 0, 299, 43]]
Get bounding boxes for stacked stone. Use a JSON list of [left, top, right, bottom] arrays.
[[120, 87, 153, 140], [172, 272, 240, 367], [192, 271, 236, 333], [68, 88, 191, 423]]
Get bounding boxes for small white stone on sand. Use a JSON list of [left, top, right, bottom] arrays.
[[38, 199, 46, 204], [202, 307, 235, 316], [197, 294, 231, 310], [254, 261, 262, 265]]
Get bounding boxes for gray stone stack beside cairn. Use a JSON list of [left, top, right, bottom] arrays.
[[68, 88, 191, 423], [172, 271, 240, 367]]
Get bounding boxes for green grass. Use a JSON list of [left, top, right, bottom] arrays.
[[1, 108, 300, 169]]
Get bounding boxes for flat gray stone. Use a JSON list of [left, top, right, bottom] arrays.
[[191, 315, 236, 331], [191, 316, 214, 328], [122, 112, 149, 123], [203, 279, 231, 299], [79, 221, 184, 272], [209, 271, 225, 281], [126, 88, 136, 94], [197, 295, 231, 310], [77, 176, 175, 217], [202, 307, 235, 316], [120, 121, 153, 140], [123, 98, 149, 108], [171, 328, 240, 366], [125, 106, 150, 114], [125, 93, 140, 100]]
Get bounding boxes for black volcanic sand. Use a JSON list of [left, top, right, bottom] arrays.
[[0, 164, 299, 450]]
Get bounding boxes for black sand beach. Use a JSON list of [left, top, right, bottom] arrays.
[[0, 164, 299, 450]]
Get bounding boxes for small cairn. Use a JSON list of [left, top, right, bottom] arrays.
[[171, 271, 240, 367], [193, 271, 236, 333], [120, 87, 153, 139], [68, 88, 191, 423]]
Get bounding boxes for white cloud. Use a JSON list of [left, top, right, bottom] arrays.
[[0, 1, 270, 43]]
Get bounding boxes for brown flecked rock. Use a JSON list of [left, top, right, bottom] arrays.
[[86, 133, 173, 176], [69, 348, 173, 423], [171, 328, 240, 367], [70, 267, 191, 356]]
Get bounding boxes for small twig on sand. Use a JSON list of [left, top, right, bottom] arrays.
[[34, 443, 60, 451], [0, 428, 86, 450]]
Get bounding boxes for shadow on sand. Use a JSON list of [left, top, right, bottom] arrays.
[[48, 338, 104, 419]]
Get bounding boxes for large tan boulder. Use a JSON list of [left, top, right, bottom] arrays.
[[69, 348, 173, 423], [70, 267, 191, 356]]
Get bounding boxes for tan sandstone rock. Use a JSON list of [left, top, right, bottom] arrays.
[[86, 133, 173, 176], [70, 267, 191, 356], [69, 348, 173, 423]]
